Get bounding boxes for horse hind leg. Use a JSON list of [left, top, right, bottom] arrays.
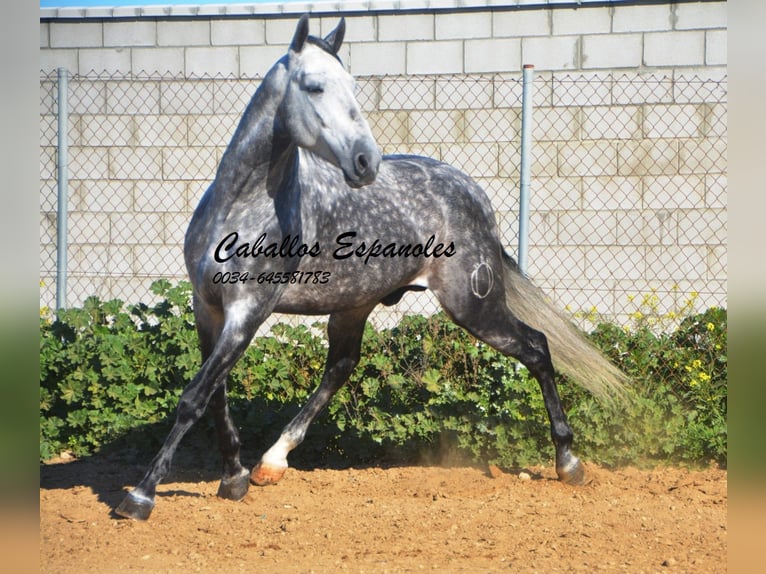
[[251, 305, 373, 486], [433, 268, 585, 485]]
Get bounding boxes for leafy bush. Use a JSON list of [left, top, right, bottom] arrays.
[[40, 280, 726, 469]]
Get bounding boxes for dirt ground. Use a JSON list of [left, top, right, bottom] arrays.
[[40, 449, 726, 574]]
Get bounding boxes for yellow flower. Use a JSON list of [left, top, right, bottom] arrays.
[[699, 372, 711, 382], [689, 379, 699, 388], [706, 322, 715, 332]]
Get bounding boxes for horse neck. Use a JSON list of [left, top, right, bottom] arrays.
[[213, 66, 298, 204]]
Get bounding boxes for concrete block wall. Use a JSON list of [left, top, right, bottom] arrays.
[[40, 1, 727, 328]]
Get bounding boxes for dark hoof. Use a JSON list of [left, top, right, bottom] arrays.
[[115, 491, 155, 521], [217, 467, 251, 501], [557, 457, 586, 486]]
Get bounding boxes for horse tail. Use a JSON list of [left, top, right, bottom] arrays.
[[501, 252, 630, 403]]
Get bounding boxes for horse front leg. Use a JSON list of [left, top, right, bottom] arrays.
[[251, 306, 373, 486], [115, 316, 261, 521]]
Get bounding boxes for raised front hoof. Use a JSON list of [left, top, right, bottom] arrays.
[[556, 457, 586, 486], [115, 492, 155, 521], [250, 462, 286, 486], [217, 468, 251, 501]]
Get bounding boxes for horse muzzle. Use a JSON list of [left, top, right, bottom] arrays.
[[345, 140, 381, 188]]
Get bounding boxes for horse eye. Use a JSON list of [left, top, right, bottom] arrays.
[[305, 83, 324, 95]]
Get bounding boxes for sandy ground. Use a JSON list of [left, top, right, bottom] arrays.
[[40, 449, 726, 574]]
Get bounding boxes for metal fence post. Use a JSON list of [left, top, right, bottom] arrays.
[[518, 64, 534, 276], [56, 67, 69, 311]]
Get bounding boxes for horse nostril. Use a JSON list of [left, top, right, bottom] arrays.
[[355, 153, 369, 175]]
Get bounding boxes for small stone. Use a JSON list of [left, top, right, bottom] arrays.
[[518, 472, 532, 481]]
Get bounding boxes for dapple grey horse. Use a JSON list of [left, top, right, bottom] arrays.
[[116, 15, 626, 521]]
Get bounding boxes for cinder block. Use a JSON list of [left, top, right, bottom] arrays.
[[319, 15, 376, 43], [366, 111, 409, 145], [706, 30, 727, 66], [522, 36, 578, 71], [642, 175, 706, 209], [530, 176, 581, 211], [131, 48, 184, 76], [534, 106, 579, 141], [436, 76, 494, 110], [705, 173, 726, 208], [529, 246, 586, 281], [160, 81, 215, 114], [106, 81, 160, 115], [559, 211, 617, 246], [558, 141, 618, 177], [110, 213, 164, 245], [188, 114, 239, 147], [552, 72, 611, 106], [380, 77, 434, 111], [134, 181, 188, 212], [582, 106, 641, 140], [40, 49, 79, 75], [612, 3, 672, 33], [672, 68, 728, 104], [436, 12, 491, 40], [528, 210, 558, 246], [104, 21, 156, 47], [40, 147, 56, 181], [582, 176, 642, 210], [464, 109, 519, 143], [69, 146, 109, 180], [79, 115, 135, 147], [618, 140, 679, 177], [707, 245, 727, 281], [79, 48, 131, 75], [677, 208, 726, 245], [240, 45, 290, 78], [211, 19, 265, 46], [407, 41, 463, 75], [675, 1, 727, 30], [109, 147, 163, 180], [265, 18, 298, 45], [615, 209, 677, 246], [163, 213, 191, 244], [552, 7, 611, 36], [40, 23, 49, 49], [132, 245, 186, 276], [679, 138, 727, 175], [135, 115, 188, 147], [644, 31, 705, 67], [493, 10, 550, 37], [646, 246, 707, 281], [440, 143, 499, 178], [349, 42, 406, 76], [70, 212, 110, 244], [408, 110, 464, 143], [586, 246, 645, 281], [70, 244, 110, 275], [185, 47, 239, 78], [644, 104, 705, 139], [50, 22, 102, 48], [612, 72, 673, 105], [378, 13, 433, 42], [582, 34, 643, 70], [465, 38, 521, 74], [158, 20, 210, 47], [162, 147, 219, 180]]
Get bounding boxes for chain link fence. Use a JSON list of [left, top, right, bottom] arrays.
[[40, 70, 726, 332]]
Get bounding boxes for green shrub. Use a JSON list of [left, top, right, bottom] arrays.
[[40, 280, 727, 469]]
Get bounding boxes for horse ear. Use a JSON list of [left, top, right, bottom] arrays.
[[324, 17, 346, 54], [291, 14, 310, 53]]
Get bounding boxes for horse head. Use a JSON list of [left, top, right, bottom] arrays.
[[280, 15, 381, 188]]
